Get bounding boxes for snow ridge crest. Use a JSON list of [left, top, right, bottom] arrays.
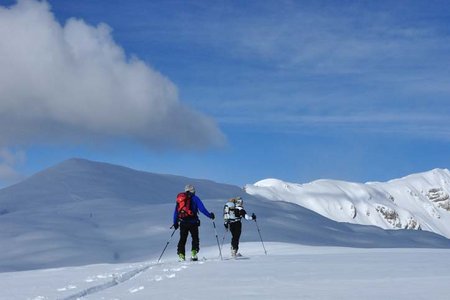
[[245, 168, 450, 238]]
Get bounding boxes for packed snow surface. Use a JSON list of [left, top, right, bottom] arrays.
[[2, 243, 450, 300]]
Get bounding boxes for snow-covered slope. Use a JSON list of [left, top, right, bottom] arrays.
[[245, 169, 450, 238], [1, 159, 450, 273], [0, 158, 245, 272], [3, 243, 450, 300]]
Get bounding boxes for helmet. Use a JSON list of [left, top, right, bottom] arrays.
[[235, 196, 243, 207], [226, 199, 236, 209], [184, 184, 195, 194]]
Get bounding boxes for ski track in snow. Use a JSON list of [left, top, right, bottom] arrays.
[[54, 259, 205, 300], [55, 263, 156, 299]]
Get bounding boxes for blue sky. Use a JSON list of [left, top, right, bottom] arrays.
[[1, 0, 450, 187]]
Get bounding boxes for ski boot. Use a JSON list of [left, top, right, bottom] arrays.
[[178, 253, 185, 262], [191, 250, 198, 261], [231, 248, 237, 258]]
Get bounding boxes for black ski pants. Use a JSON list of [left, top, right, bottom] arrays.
[[229, 221, 242, 251], [177, 221, 200, 255]]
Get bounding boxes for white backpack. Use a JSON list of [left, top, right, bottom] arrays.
[[224, 200, 238, 221]]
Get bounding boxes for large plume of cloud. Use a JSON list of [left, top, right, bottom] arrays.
[[0, 0, 225, 148]]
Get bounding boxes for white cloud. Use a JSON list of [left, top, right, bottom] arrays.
[[0, 0, 225, 148]]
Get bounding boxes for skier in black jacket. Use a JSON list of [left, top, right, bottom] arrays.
[[223, 197, 256, 257]]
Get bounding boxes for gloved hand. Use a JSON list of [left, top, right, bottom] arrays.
[[210, 212, 215, 220], [252, 213, 256, 220], [173, 222, 179, 230], [224, 223, 229, 231]]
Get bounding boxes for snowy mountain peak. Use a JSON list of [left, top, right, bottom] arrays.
[[246, 169, 450, 239], [386, 168, 450, 185], [254, 178, 288, 187]]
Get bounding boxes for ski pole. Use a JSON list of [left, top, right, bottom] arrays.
[[220, 227, 228, 252], [220, 230, 227, 251], [254, 219, 267, 255], [212, 220, 223, 260], [157, 226, 177, 263]]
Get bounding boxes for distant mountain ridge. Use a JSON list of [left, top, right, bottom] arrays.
[[1, 158, 450, 272], [245, 168, 450, 239], [0, 158, 245, 210]]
